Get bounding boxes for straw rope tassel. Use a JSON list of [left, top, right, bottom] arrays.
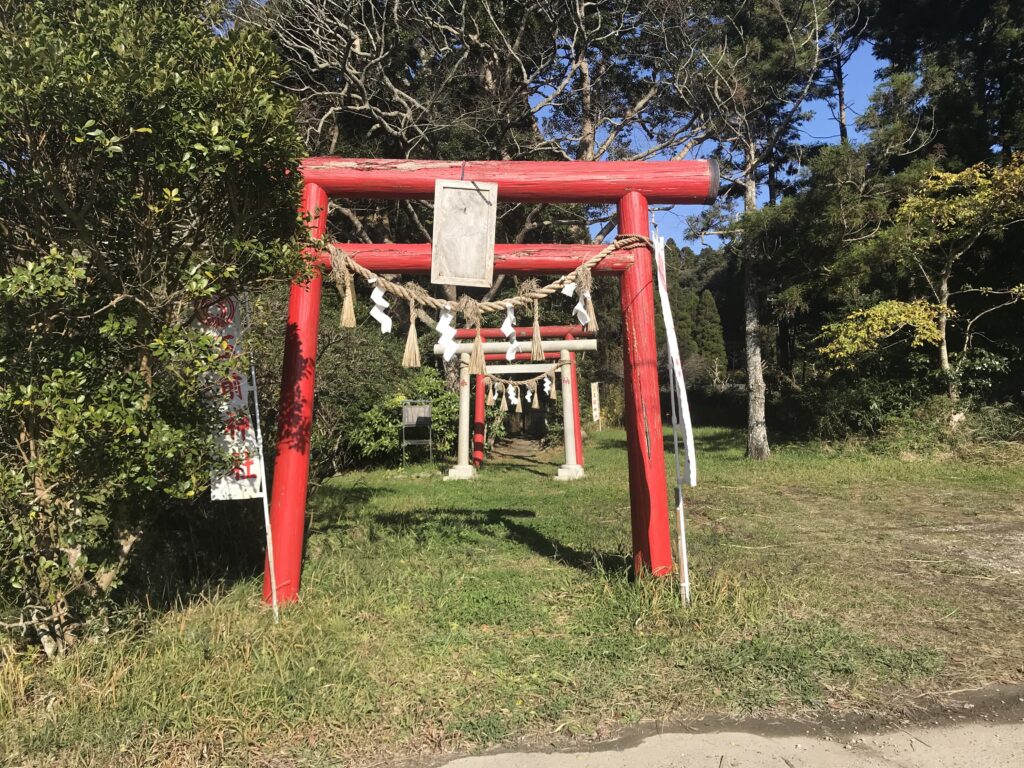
[[486, 380, 495, 406], [340, 266, 357, 328], [550, 374, 557, 403], [578, 267, 598, 334], [402, 299, 421, 368], [469, 326, 487, 376], [530, 300, 544, 361], [514, 386, 523, 413], [498, 383, 508, 412]]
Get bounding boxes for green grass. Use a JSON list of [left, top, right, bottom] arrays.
[[3, 427, 1023, 767]]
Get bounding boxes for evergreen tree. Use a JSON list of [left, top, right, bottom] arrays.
[[677, 288, 700, 361], [695, 290, 727, 367]]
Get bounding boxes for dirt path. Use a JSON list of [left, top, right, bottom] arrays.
[[435, 721, 1023, 767], [432, 685, 1024, 768]]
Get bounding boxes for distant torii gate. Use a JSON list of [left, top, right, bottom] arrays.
[[439, 327, 596, 481], [264, 157, 718, 604]]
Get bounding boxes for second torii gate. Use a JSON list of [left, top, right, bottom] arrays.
[[440, 329, 596, 481], [264, 157, 718, 603], [459, 325, 591, 472]]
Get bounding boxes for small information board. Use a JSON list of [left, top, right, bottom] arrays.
[[431, 179, 497, 288]]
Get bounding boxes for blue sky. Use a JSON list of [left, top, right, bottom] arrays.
[[653, 45, 882, 250]]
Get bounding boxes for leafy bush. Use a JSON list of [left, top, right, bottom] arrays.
[[351, 368, 459, 462], [0, 0, 303, 653]]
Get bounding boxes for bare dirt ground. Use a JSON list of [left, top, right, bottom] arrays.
[[432, 684, 1024, 768]]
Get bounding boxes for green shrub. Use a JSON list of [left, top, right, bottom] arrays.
[[0, 0, 303, 653], [350, 368, 460, 463]]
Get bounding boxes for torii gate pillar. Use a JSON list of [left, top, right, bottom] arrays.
[[619, 191, 673, 575], [556, 348, 585, 481]]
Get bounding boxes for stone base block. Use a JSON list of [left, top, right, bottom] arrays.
[[555, 464, 585, 481], [445, 464, 478, 481]]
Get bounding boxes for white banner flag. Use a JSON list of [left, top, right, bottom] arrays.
[[652, 235, 697, 486], [195, 295, 265, 501]]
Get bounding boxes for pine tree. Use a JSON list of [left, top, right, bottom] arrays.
[[694, 290, 727, 367], [677, 288, 700, 360]]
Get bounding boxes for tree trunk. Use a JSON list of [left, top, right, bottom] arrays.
[[833, 59, 849, 145], [937, 278, 958, 402], [742, 175, 770, 459]]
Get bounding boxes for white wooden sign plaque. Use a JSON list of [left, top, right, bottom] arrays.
[[430, 179, 497, 288]]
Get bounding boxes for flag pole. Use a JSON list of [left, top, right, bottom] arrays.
[[651, 223, 694, 605], [242, 298, 279, 624]]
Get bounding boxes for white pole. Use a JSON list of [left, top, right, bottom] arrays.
[[457, 353, 471, 466], [446, 354, 477, 479], [249, 356, 279, 623], [561, 351, 576, 466], [555, 353, 584, 480], [668, 366, 692, 605], [651, 225, 695, 605]]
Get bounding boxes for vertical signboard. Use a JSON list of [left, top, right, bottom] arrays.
[[195, 296, 264, 501]]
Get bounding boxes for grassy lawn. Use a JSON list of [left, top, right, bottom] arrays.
[[3, 427, 1023, 767]]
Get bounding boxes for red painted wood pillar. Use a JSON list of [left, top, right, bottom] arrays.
[[472, 374, 486, 468], [565, 334, 585, 467], [618, 192, 674, 576], [263, 182, 328, 604]]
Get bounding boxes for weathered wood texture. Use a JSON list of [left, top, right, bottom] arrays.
[[455, 325, 591, 340], [618, 192, 673, 575], [302, 157, 719, 204], [430, 179, 497, 287], [432, 339, 597, 354], [319, 243, 635, 274]]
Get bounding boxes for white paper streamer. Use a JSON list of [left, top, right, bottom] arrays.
[[436, 305, 458, 361], [525, 385, 533, 403], [561, 282, 576, 297], [542, 375, 552, 396], [501, 303, 522, 360], [653, 234, 696, 486], [500, 303, 516, 337], [572, 292, 591, 328], [507, 385, 519, 406], [368, 279, 392, 334]]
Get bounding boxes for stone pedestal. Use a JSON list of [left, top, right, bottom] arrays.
[[445, 464, 478, 481], [555, 464, 585, 481]]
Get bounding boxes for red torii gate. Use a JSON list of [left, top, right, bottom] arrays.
[[264, 158, 718, 604]]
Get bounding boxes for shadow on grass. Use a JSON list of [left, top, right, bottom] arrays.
[[348, 505, 632, 575]]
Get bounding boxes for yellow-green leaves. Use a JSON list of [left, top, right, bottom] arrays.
[[893, 153, 1024, 263], [819, 300, 944, 366]]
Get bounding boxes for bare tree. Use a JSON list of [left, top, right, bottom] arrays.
[[240, 0, 715, 244]]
